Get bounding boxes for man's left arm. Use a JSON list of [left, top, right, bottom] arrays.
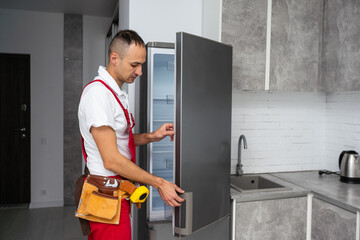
[[134, 123, 175, 146]]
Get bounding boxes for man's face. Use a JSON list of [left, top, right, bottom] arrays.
[[116, 44, 146, 85]]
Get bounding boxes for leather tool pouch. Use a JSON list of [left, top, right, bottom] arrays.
[[74, 168, 91, 236], [75, 173, 149, 236], [75, 176, 124, 226], [85, 191, 118, 220]]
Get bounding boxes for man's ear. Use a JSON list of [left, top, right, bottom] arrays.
[[109, 52, 119, 66]]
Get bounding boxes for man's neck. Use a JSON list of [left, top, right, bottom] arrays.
[[106, 65, 123, 90]]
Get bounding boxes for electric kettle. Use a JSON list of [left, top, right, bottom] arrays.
[[339, 150, 360, 184]]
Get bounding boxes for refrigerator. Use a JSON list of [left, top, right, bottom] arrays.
[[137, 32, 232, 240]]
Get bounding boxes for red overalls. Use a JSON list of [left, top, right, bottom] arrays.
[[80, 80, 136, 240]]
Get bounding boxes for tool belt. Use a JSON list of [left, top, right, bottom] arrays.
[[74, 172, 149, 232]]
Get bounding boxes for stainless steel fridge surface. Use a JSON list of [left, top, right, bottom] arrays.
[[174, 32, 232, 237], [137, 33, 232, 240], [148, 216, 230, 240]]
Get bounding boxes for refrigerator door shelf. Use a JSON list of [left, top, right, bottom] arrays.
[[152, 143, 173, 153]]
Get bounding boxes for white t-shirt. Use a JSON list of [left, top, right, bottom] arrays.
[[78, 66, 131, 176]]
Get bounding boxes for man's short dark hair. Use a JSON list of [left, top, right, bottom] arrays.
[[108, 30, 145, 58]]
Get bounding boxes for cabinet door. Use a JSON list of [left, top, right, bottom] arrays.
[[322, 0, 360, 92], [222, 0, 267, 91], [235, 197, 307, 240], [312, 198, 356, 240], [222, 0, 323, 92], [270, 0, 323, 92]]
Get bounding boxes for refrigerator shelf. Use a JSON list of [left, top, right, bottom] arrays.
[[153, 97, 174, 104], [152, 151, 173, 154], [152, 119, 173, 122]]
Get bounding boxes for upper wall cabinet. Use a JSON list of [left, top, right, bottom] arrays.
[[322, 0, 360, 92], [222, 0, 323, 92], [222, 0, 267, 91], [270, 0, 323, 91]]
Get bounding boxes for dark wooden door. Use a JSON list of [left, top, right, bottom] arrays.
[[0, 53, 30, 204]]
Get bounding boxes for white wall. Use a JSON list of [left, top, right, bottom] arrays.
[[82, 15, 112, 171], [119, 0, 221, 43], [202, 0, 222, 42], [231, 91, 327, 174], [0, 8, 64, 208], [119, 0, 130, 31], [126, 0, 203, 117], [83, 15, 112, 86], [128, 0, 203, 43]]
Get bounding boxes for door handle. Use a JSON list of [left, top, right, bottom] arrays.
[[174, 192, 193, 236], [14, 128, 26, 132]]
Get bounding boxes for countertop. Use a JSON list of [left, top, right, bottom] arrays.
[[231, 171, 360, 213], [272, 171, 360, 213]]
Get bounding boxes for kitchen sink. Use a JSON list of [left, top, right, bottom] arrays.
[[231, 175, 291, 193]]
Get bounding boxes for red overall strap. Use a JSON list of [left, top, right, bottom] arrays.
[[81, 137, 87, 163], [80, 79, 136, 164]]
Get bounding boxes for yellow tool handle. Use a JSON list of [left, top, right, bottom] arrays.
[[130, 186, 149, 203]]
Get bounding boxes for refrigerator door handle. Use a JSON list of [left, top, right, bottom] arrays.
[[174, 192, 193, 236]]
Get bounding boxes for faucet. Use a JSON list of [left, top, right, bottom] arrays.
[[236, 135, 247, 176]]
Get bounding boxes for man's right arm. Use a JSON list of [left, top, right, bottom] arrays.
[[90, 125, 185, 207]]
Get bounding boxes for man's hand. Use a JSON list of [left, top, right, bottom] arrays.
[[134, 123, 175, 146], [151, 123, 175, 142], [156, 179, 185, 207]]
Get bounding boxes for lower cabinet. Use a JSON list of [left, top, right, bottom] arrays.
[[235, 197, 307, 240], [312, 198, 356, 240], [234, 195, 359, 240]]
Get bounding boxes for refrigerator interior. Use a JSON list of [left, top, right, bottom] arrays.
[[147, 47, 175, 221]]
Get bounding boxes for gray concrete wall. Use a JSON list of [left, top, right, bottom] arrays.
[[64, 14, 83, 206]]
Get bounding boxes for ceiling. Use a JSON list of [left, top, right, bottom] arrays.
[[0, 0, 118, 17]]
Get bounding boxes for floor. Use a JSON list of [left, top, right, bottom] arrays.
[[0, 205, 87, 240]]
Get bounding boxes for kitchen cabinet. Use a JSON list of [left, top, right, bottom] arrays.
[[321, 0, 360, 92], [235, 197, 307, 240], [223, 0, 360, 92], [222, 0, 267, 91], [272, 172, 360, 240], [222, 0, 323, 92], [269, 0, 323, 92], [312, 198, 356, 240]]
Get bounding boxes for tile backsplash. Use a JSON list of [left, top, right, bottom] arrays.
[[326, 92, 360, 170], [231, 91, 360, 174]]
